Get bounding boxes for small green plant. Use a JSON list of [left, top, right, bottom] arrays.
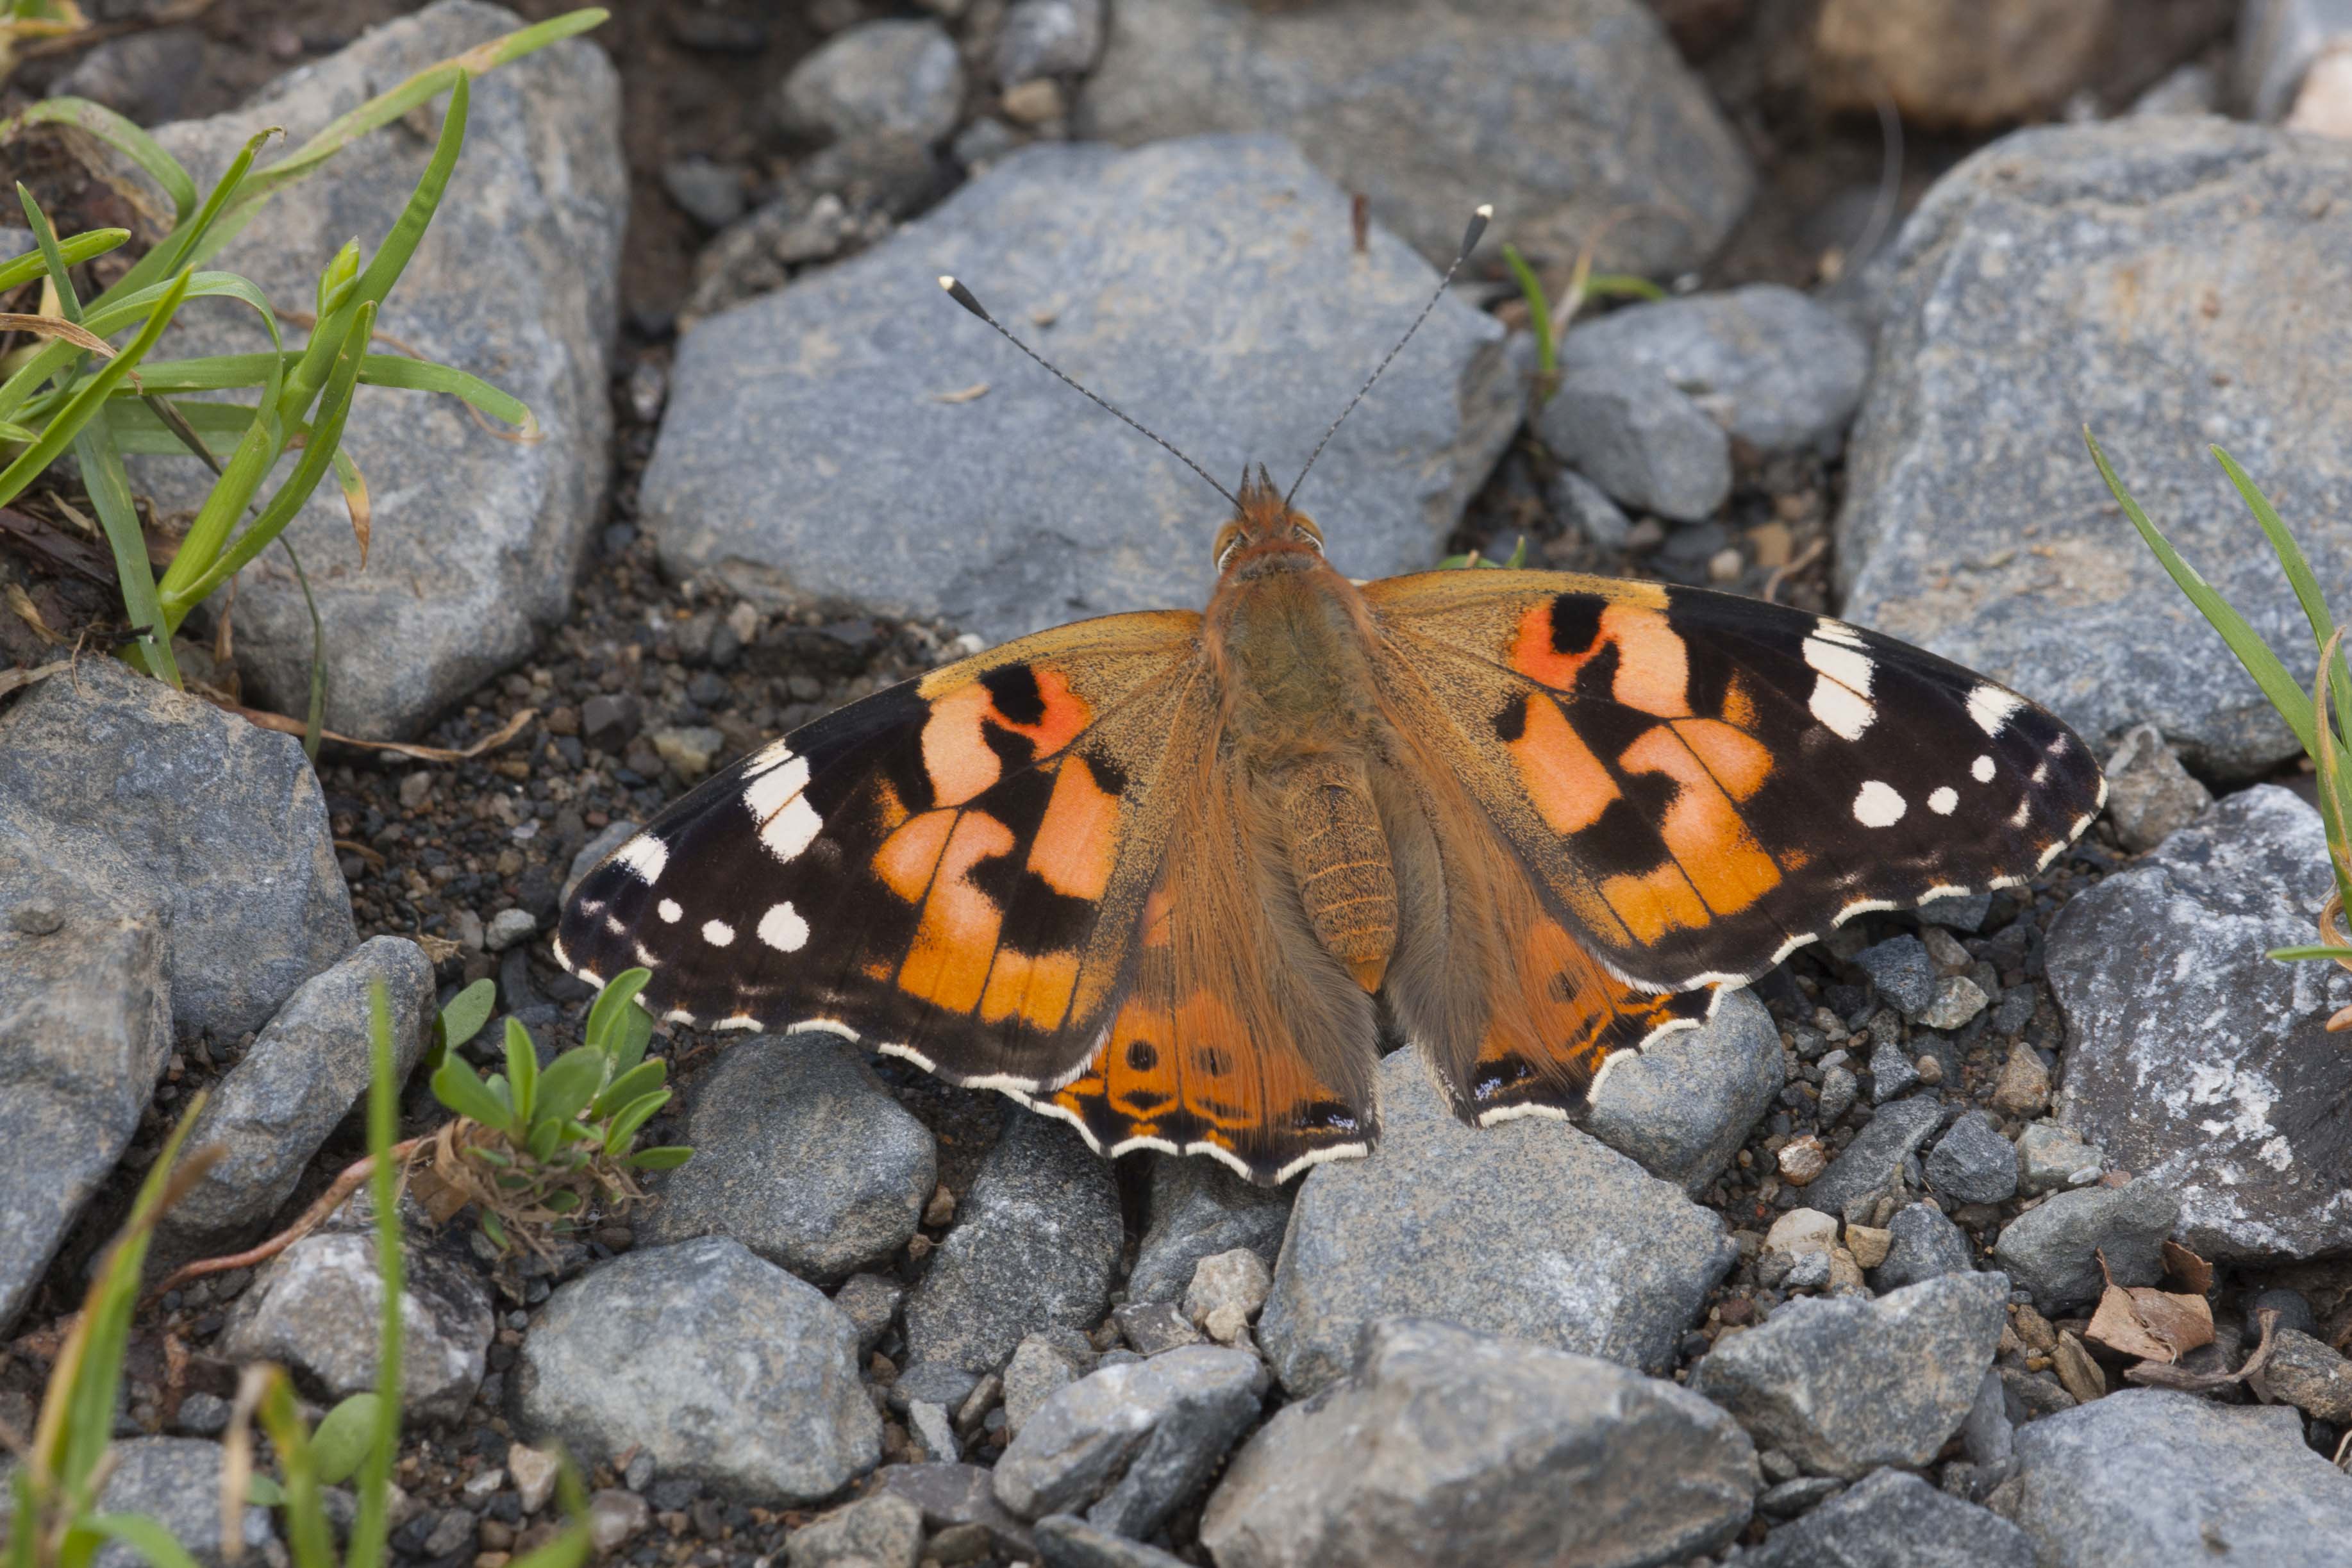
[[2089, 431, 2352, 998], [4, 983, 590, 1568], [424, 967, 688, 1255], [0, 10, 602, 746], [1501, 239, 1665, 405], [1436, 535, 1529, 571]]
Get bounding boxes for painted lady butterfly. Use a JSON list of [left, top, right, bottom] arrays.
[[558, 214, 2105, 1185]]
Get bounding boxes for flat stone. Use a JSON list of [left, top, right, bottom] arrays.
[[994, 1345, 1267, 1538], [220, 1232, 493, 1425], [1992, 1180, 2178, 1314], [1853, 935, 1935, 1017], [1868, 1037, 1921, 1104], [642, 136, 1522, 651], [1742, 1468, 2033, 1567], [1076, 0, 1750, 276], [2101, 724, 2213, 853], [1201, 1318, 1756, 1568], [1837, 119, 2352, 780], [1584, 986, 1785, 1194], [785, 1490, 924, 1568], [1033, 1514, 1190, 1568], [1805, 1096, 1946, 1219], [1765, 1208, 1839, 1258], [515, 1236, 878, 1501], [1994, 1389, 2352, 1566], [888, 1361, 981, 1415], [2049, 787, 2352, 1260], [72, 1439, 274, 1568], [1869, 1202, 1976, 1292], [904, 1108, 1123, 1375], [1112, 1300, 1201, 1356], [1692, 1272, 2009, 1479], [137, 1, 625, 738], [1925, 1112, 2019, 1206], [778, 19, 964, 146], [640, 1032, 935, 1285], [1558, 285, 1868, 455], [1535, 366, 1731, 524], [0, 865, 169, 1334], [833, 1272, 905, 1355], [0, 657, 352, 1042], [1258, 1049, 1735, 1396], [1127, 1154, 1291, 1305], [156, 937, 434, 1263]]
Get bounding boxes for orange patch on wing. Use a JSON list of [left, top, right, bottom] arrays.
[[1510, 695, 1618, 833], [1602, 861, 1712, 944], [875, 810, 955, 903], [1472, 918, 1680, 1090], [897, 812, 1015, 1013], [1606, 607, 1691, 718], [1509, 601, 1599, 689], [920, 685, 1001, 808], [1719, 670, 1760, 731], [1027, 756, 1120, 899], [1621, 724, 1782, 918], [980, 946, 1081, 1030], [988, 665, 1093, 756], [1676, 717, 1774, 801]]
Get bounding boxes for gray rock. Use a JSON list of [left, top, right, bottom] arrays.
[[1817, 1064, 1860, 1127], [1185, 1248, 1272, 1328], [515, 1236, 878, 1501], [1559, 285, 1869, 455], [1548, 467, 1633, 550], [1868, 1037, 1921, 1105], [1258, 1049, 1735, 1396], [0, 656, 352, 1041], [2251, 1287, 2321, 1340], [1869, 1202, 1976, 1293], [1003, 1328, 1099, 1439], [1963, 1367, 2017, 1478], [1692, 1272, 2008, 1480], [1917, 975, 1990, 1031], [483, 907, 537, 953], [876, 1463, 1036, 1558], [2048, 787, 2352, 1260], [1034, 1514, 1190, 1568], [889, 1361, 982, 1415], [2258, 1328, 2352, 1422], [1837, 119, 2352, 780], [2128, 62, 2222, 117], [1992, 1180, 2178, 1313], [157, 938, 434, 1261], [1584, 986, 1786, 1194], [643, 136, 1522, 651], [221, 1232, 492, 1424], [1805, 1097, 1946, 1219], [908, 1400, 960, 1462], [996, 0, 1102, 83], [780, 20, 964, 147], [1755, 1475, 1842, 1518], [833, 1272, 904, 1355], [1854, 935, 1935, 1017], [2101, 724, 2213, 853], [640, 1033, 935, 1285], [1128, 1153, 1292, 1305], [785, 1490, 924, 1568], [1740, 1468, 2033, 1568], [2239, 0, 2352, 121], [1201, 1318, 1756, 1568], [1113, 1300, 1201, 1357], [1076, 0, 1751, 277], [54, 26, 201, 124], [1996, 1389, 2352, 1566], [78, 1439, 274, 1568], [0, 865, 169, 1335], [562, 817, 640, 901], [1535, 367, 1731, 524], [904, 1109, 1123, 1375], [994, 1344, 1268, 1537], [660, 155, 746, 229], [1925, 1112, 2019, 1206], [135, 1, 624, 739], [1916, 888, 1995, 932]]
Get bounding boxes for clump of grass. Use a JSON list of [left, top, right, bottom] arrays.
[[1501, 238, 1665, 406], [0, 10, 603, 750], [5, 983, 591, 1568], [2089, 430, 2352, 1010]]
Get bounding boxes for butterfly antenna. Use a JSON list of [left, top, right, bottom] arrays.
[[1285, 203, 1491, 509], [938, 276, 1242, 510]]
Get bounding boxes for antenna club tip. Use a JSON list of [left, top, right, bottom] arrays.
[[1475, 203, 1493, 219], [938, 275, 956, 290]]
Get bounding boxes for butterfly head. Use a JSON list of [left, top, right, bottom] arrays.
[[1214, 464, 1325, 580]]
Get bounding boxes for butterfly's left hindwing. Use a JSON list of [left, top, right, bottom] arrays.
[[556, 611, 1205, 1092]]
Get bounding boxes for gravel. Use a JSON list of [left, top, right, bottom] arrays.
[[1868, 1202, 1976, 1293], [1803, 1096, 1946, 1219], [777, 19, 965, 146], [1924, 1112, 2019, 1206], [2014, 1123, 2104, 1196], [1258, 1049, 1736, 1396], [2100, 724, 2213, 853]]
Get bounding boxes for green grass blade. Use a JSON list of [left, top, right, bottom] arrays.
[[0, 99, 197, 222], [0, 265, 192, 510], [356, 354, 533, 430], [94, 127, 277, 313], [0, 227, 128, 294], [1499, 243, 1553, 378], [81, 1515, 206, 1568], [1581, 272, 1668, 302], [83, 269, 284, 350], [2086, 426, 2315, 752], [2266, 945, 2352, 962], [17, 181, 85, 326], [256, 1375, 335, 1568], [154, 331, 297, 619], [346, 983, 406, 1568], [2214, 444, 2352, 735], [75, 408, 182, 685]]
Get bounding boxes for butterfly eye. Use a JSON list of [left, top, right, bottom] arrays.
[[1214, 523, 1244, 572]]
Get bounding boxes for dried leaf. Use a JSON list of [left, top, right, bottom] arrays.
[[2127, 1308, 2281, 1394], [6, 582, 65, 646], [2162, 1239, 2215, 1296], [0, 658, 68, 699], [930, 382, 990, 405], [2054, 1330, 2108, 1403], [2088, 1280, 2214, 1363], [0, 312, 115, 357]]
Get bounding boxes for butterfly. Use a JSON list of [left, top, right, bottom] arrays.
[[556, 211, 2106, 1186]]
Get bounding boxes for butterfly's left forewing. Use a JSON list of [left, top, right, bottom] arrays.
[[556, 610, 1206, 1092]]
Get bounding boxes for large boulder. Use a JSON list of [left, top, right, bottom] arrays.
[[2047, 786, 2352, 1261], [1257, 1049, 1736, 1396], [1837, 117, 2352, 779], [640, 135, 1524, 650], [138, 0, 626, 737], [1076, 0, 1751, 277]]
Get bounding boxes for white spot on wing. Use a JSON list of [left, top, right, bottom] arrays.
[[1814, 618, 1867, 647], [1967, 685, 2025, 737], [762, 796, 824, 863], [1853, 780, 1907, 827], [657, 899, 682, 923], [613, 834, 669, 883], [1973, 754, 1997, 784], [663, 1008, 697, 1026], [702, 919, 735, 947], [1810, 680, 1876, 742], [744, 753, 824, 863], [1928, 787, 1958, 815], [1805, 637, 1877, 740], [758, 901, 810, 953]]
